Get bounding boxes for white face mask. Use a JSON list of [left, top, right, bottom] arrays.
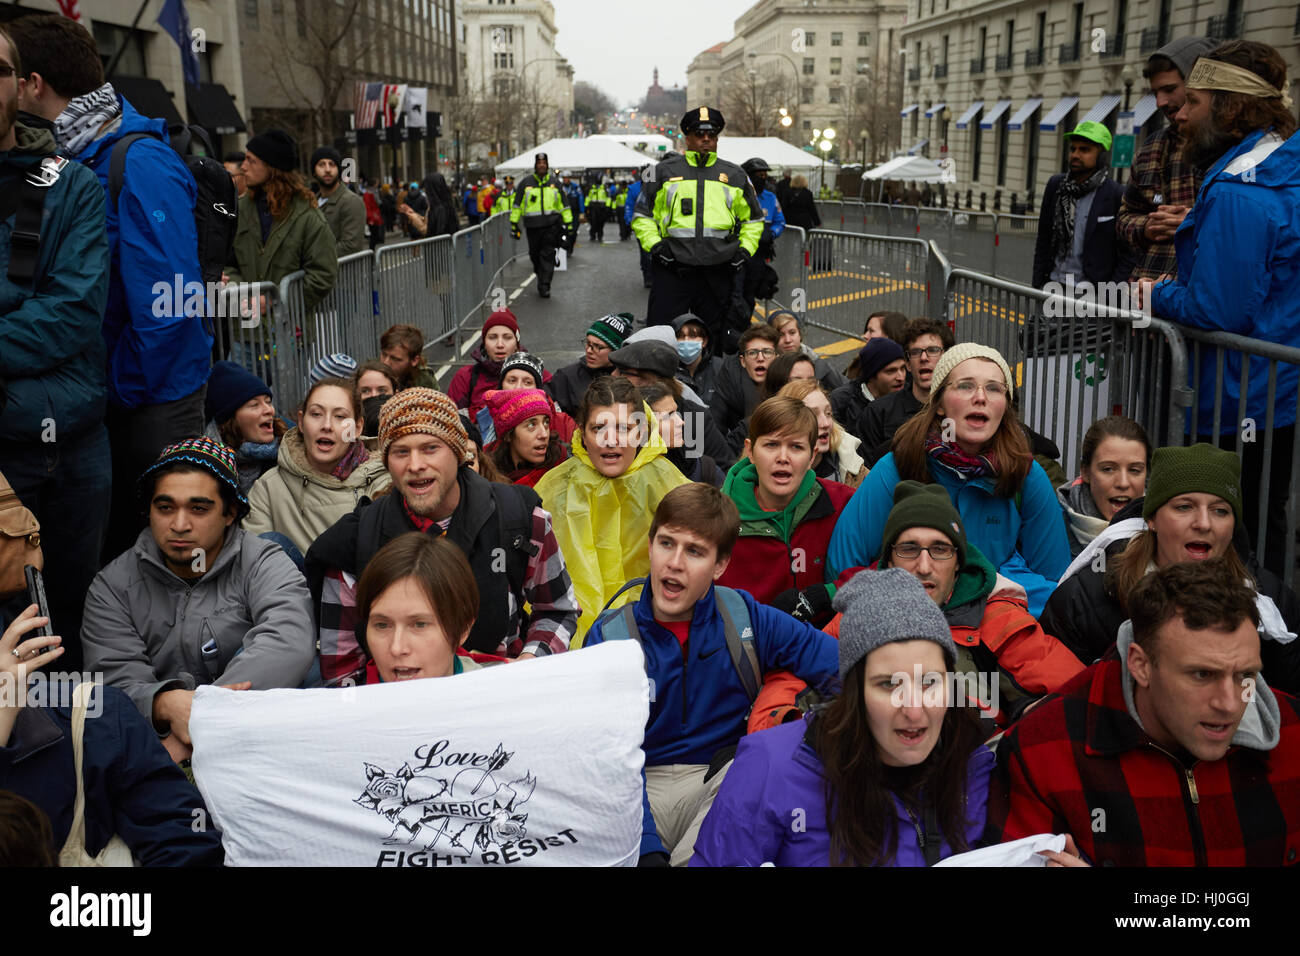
[[676, 339, 703, 363]]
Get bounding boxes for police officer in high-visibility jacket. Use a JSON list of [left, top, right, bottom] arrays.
[[585, 180, 608, 242], [491, 176, 514, 214], [510, 152, 574, 298], [633, 107, 764, 351]]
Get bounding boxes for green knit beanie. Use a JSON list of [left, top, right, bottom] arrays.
[[1142, 443, 1243, 525], [881, 480, 967, 568]]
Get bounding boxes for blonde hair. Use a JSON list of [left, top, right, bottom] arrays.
[[791, 174, 808, 189], [779, 379, 842, 454]]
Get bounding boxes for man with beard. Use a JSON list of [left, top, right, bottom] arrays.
[[1117, 37, 1217, 280], [1031, 122, 1135, 291], [1141, 41, 1300, 580], [305, 389, 579, 685], [509, 153, 574, 298], [311, 145, 366, 256]]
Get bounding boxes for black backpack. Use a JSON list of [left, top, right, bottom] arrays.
[[108, 123, 237, 287]]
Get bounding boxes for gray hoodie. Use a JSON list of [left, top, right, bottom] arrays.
[[82, 526, 316, 721]]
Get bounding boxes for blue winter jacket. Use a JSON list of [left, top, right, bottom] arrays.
[[585, 582, 838, 856], [1151, 127, 1300, 431], [73, 97, 211, 410], [757, 187, 786, 240], [0, 123, 109, 444], [0, 683, 224, 865], [827, 453, 1071, 617], [624, 180, 641, 225], [691, 718, 995, 866]]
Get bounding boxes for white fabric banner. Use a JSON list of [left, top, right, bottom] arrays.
[[404, 87, 428, 130], [191, 642, 649, 867]]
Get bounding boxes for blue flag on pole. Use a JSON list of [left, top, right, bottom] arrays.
[[157, 0, 200, 89]]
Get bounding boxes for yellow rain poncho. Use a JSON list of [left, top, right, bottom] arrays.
[[534, 403, 689, 646]]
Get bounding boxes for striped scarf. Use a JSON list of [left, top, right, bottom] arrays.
[[53, 82, 121, 158], [924, 430, 999, 480]]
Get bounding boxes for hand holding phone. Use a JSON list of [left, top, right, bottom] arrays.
[[24, 565, 52, 638]]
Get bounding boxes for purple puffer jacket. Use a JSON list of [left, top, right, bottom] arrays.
[[690, 717, 995, 867]]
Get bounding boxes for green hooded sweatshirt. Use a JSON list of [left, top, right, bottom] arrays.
[[722, 457, 820, 542]]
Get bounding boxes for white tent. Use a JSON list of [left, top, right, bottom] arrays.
[[494, 137, 651, 176], [588, 133, 674, 157], [861, 155, 949, 183], [713, 136, 840, 190]]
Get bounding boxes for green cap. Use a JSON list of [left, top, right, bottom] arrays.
[[1142, 443, 1243, 526], [1066, 121, 1113, 151], [881, 481, 968, 568]]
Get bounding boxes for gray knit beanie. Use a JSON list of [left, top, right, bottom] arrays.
[[832, 567, 956, 679]]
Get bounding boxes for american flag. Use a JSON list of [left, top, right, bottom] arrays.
[[354, 82, 383, 130], [380, 84, 407, 128]]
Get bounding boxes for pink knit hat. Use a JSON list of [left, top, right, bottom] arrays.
[[484, 388, 551, 437]]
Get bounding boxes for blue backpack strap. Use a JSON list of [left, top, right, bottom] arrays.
[[108, 132, 158, 209], [714, 586, 760, 704]]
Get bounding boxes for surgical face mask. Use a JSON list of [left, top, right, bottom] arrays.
[[676, 339, 704, 364]]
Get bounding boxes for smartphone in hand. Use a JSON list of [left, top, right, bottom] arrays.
[[24, 564, 53, 638]]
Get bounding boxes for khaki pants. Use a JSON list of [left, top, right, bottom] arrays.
[[646, 761, 732, 867]]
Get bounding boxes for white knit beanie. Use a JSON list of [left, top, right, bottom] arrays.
[[929, 342, 1014, 401]]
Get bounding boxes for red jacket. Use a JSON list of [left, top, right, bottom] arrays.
[[986, 653, 1300, 866], [717, 477, 854, 604]]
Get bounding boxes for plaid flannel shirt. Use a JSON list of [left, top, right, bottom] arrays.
[[985, 654, 1300, 866], [317, 503, 578, 685], [1117, 124, 1203, 280]]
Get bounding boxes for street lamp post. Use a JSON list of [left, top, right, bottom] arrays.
[[815, 127, 835, 194], [747, 50, 802, 141]]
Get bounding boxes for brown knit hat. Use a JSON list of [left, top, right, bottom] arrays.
[[379, 388, 469, 464]]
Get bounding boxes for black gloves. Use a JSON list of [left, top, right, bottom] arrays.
[[771, 583, 834, 625], [510, 224, 521, 239], [730, 249, 751, 271], [651, 242, 676, 270], [638, 851, 671, 867]]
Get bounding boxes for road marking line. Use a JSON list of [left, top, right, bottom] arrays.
[[436, 272, 533, 380]]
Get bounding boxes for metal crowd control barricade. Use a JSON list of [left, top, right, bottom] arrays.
[[926, 240, 952, 323], [803, 230, 930, 338], [861, 202, 894, 234], [759, 224, 807, 322], [945, 268, 1189, 475], [217, 278, 283, 393], [916, 207, 954, 248], [374, 234, 457, 346], [814, 200, 843, 230], [1178, 326, 1300, 579], [888, 204, 919, 239], [838, 200, 868, 235], [991, 213, 1039, 286], [948, 210, 998, 276]]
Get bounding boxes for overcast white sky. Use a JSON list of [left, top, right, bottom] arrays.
[[552, 0, 752, 108]]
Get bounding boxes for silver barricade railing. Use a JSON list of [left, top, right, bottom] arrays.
[[1178, 325, 1300, 578], [374, 234, 457, 350], [916, 207, 954, 248], [945, 267, 1190, 475], [804, 230, 930, 338], [814, 200, 843, 230], [839, 200, 868, 235], [926, 240, 952, 323], [948, 210, 999, 277], [861, 202, 894, 235], [992, 213, 1039, 286], [759, 224, 808, 323], [216, 278, 283, 394]]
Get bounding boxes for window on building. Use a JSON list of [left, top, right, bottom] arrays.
[[996, 116, 1009, 185], [494, 52, 514, 69], [829, 57, 841, 75], [271, 0, 282, 14], [803, 119, 812, 130], [856, 57, 869, 74], [978, 25, 987, 60], [244, 0, 259, 24], [972, 123, 982, 183], [802, 57, 815, 75], [93, 21, 148, 76], [831, 32, 842, 46], [858, 31, 870, 46], [805, 31, 816, 47], [1026, 118, 1039, 193], [829, 87, 842, 103], [1005, 19, 1014, 56], [802, 87, 814, 104]]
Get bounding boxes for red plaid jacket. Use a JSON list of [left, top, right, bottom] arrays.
[[986, 655, 1300, 866], [1117, 124, 1203, 280]]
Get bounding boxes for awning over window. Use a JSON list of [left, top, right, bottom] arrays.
[[1132, 93, 1159, 128], [925, 102, 946, 117], [900, 103, 920, 117], [1007, 98, 1043, 131], [112, 75, 184, 128], [1081, 93, 1122, 124], [954, 101, 984, 130], [979, 99, 1013, 130], [906, 139, 929, 154], [186, 82, 246, 136], [1040, 95, 1080, 132]]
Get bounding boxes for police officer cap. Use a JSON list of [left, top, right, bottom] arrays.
[[682, 106, 725, 134], [534, 152, 549, 164], [742, 157, 771, 175]]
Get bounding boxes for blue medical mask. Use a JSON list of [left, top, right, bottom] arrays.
[[676, 339, 704, 364]]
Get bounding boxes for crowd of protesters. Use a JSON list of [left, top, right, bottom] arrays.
[[0, 14, 1298, 869]]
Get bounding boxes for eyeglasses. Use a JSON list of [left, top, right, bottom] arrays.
[[906, 346, 944, 359], [891, 542, 957, 562], [743, 348, 777, 359], [950, 380, 1007, 398], [583, 340, 612, 352]]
